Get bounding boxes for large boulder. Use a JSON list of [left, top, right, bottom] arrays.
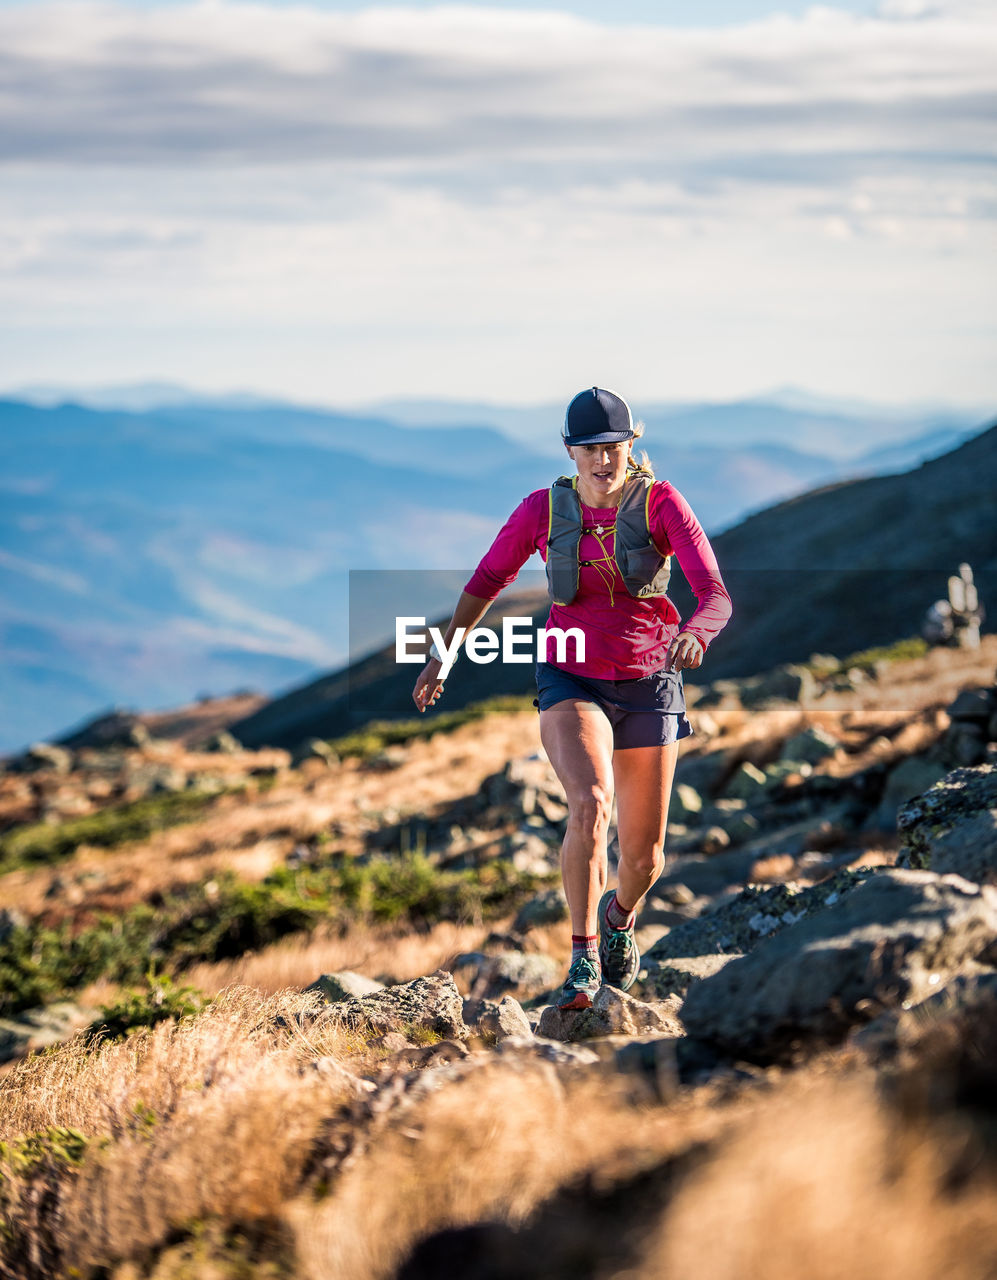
[[897, 763, 997, 886], [316, 970, 469, 1042], [680, 869, 997, 1061], [647, 868, 869, 964], [536, 986, 683, 1043]]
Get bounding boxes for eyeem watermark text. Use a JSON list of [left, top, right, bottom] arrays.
[[396, 616, 585, 678]]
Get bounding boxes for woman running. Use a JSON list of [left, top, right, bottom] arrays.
[[412, 387, 732, 1010]]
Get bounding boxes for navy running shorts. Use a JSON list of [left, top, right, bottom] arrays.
[[534, 661, 693, 750]]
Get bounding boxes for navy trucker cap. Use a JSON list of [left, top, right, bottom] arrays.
[[563, 387, 634, 445]]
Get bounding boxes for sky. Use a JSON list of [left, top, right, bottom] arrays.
[[0, 0, 994, 408]]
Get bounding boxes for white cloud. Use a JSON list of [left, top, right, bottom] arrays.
[[0, 2, 993, 404]]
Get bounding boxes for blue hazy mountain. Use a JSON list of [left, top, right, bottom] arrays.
[[0, 390, 989, 753]]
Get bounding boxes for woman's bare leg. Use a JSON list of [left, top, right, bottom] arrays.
[[611, 741, 679, 913], [539, 699, 615, 937]]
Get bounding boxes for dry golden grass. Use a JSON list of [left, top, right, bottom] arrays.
[[290, 1062, 729, 1280], [0, 988, 358, 1276], [1, 988, 994, 1280], [649, 1069, 997, 1280]]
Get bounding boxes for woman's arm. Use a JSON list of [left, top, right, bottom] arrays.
[[412, 590, 493, 712]]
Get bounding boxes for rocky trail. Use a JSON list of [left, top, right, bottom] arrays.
[[1, 639, 996, 1277]]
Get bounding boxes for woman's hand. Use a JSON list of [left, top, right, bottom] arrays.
[[412, 660, 446, 712], [666, 630, 704, 671]]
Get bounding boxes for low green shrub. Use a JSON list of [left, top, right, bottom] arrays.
[[0, 856, 552, 1018], [87, 975, 207, 1044], [0, 790, 225, 872], [834, 636, 929, 675]]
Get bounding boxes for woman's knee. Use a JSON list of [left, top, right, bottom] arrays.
[[567, 784, 614, 836], [620, 843, 666, 880]]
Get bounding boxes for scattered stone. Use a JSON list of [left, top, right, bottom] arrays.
[[495, 1035, 600, 1066], [536, 985, 684, 1043], [0, 1002, 93, 1064], [897, 763, 997, 885], [681, 868, 997, 1061], [658, 882, 696, 907], [318, 970, 469, 1041], [291, 737, 339, 767], [724, 762, 768, 802], [476, 996, 534, 1043], [701, 826, 732, 855], [366, 1031, 411, 1053], [305, 971, 387, 1002], [512, 888, 569, 932], [385, 1040, 471, 1070], [763, 760, 813, 788], [368, 745, 409, 771], [24, 742, 73, 774], [740, 664, 817, 708], [674, 750, 732, 798], [310, 1056, 376, 1096], [125, 763, 188, 795], [504, 831, 558, 875], [203, 729, 242, 754], [781, 725, 839, 765], [669, 784, 703, 823], [706, 799, 761, 845]]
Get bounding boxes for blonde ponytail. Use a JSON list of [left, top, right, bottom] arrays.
[[626, 420, 656, 478]]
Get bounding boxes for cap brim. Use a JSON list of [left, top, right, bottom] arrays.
[[563, 429, 634, 445]]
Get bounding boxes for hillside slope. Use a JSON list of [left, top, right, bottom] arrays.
[[671, 420, 997, 680]]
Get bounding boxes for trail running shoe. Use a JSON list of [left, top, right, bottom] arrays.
[[598, 890, 640, 992], [557, 953, 601, 1010]]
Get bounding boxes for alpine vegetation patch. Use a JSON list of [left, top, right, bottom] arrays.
[[396, 616, 584, 677]]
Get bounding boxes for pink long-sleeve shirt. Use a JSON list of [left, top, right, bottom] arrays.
[[464, 481, 732, 679]]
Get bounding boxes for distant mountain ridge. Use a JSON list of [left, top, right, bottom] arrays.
[[0, 388, 991, 753]]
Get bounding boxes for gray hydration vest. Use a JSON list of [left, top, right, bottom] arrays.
[[545, 471, 672, 606]]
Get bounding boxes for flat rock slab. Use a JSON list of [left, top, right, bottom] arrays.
[[641, 953, 738, 999], [319, 970, 469, 1042], [536, 985, 684, 1043], [647, 868, 869, 964], [898, 762, 997, 885], [681, 868, 997, 1062]]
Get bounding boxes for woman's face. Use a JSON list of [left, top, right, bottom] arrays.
[[566, 440, 630, 501]]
